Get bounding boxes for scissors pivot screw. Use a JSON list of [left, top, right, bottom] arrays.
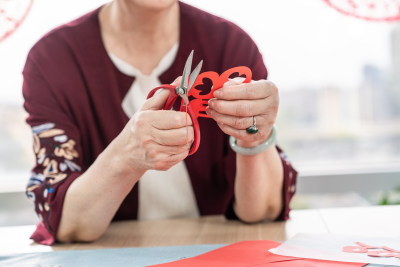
[[176, 87, 186, 96]]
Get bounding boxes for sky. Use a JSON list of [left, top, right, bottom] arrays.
[[0, 0, 398, 105]]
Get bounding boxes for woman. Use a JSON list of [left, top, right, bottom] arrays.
[[23, 0, 297, 245]]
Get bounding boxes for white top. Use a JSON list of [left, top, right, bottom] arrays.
[[108, 44, 199, 220]]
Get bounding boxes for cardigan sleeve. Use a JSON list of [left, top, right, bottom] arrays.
[[23, 56, 84, 245], [276, 146, 297, 220]]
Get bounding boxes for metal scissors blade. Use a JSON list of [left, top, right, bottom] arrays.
[[188, 60, 203, 92], [181, 50, 194, 91]]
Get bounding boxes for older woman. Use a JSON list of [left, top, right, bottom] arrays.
[[23, 0, 297, 245]]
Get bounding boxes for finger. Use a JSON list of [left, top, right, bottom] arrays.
[[171, 76, 182, 87], [152, 126, 194, 146], [142, 89, 171, 111], [148, 143, 191, 156], [213, 80, 277, 101], [216, 121, 264, 142], [165, 150, 190, 163], [155, 150, 190, 171], [223, 77, 247, 87], [206, 107, 262, 130], [141, 76, 183, 111], [208, 98, 271, 117], [141, 110, 193, 130], [168, 150, 190, 164]]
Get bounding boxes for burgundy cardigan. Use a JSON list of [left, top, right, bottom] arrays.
[[23, 2, 298, 245]]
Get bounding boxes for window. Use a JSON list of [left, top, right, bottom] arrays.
[[185, 0, 400, 176], [1, 0, 399, 194], [0, 0, 108, 191]]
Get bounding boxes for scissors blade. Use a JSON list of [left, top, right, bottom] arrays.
[[181, 50, 194, 90], [188, 60, 203, 92]]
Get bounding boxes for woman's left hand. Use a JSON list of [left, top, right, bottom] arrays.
[[206, 79, 279, 148]]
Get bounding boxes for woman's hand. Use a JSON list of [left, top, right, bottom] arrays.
[[112, 79, 194, 173], [206, 79, 279, 148], [58, 78, 194, 243]]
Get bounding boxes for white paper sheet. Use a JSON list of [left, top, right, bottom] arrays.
[[269, 233, 400, 266]]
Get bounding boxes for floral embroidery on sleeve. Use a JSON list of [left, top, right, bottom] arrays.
[[26, 122, 81, 233]]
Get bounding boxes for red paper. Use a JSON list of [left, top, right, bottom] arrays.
[[188, 66, 252, 118], [150, 240, 366, 267]]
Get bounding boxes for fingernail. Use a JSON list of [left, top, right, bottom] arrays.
[[213, 90, 222, 98], [208, 99, 214, 108]]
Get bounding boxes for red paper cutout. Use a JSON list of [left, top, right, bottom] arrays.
[[189, 66, 252, 118], [151, 240, 365, 267], [343, 242, 400, 259]]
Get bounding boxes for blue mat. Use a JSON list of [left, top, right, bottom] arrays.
[[0, 244, 224, 267], [0, 244, 394, 267]]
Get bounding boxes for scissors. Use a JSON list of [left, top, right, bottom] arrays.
[[147, 50, 203, 155]]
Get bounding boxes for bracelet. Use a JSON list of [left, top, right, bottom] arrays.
[[229, 125, 276, 156]]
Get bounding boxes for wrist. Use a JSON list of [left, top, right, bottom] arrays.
[[102, 140, 145, 181], [236, 139, 265, 148]]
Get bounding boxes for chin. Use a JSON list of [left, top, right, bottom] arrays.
[[127, 0, 178, 10]]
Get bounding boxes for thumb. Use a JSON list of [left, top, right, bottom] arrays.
[[141, 77, 182, 111], [223, 77, 246, 87], [170, 76, 182, 87]]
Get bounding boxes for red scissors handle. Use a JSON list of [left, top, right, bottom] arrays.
[[180, 104, 200, 155], [147, 84, 177, 110], [147, 85, 201, 155]]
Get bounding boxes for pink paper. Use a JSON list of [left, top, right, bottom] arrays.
[[270, 233, 400, 266]]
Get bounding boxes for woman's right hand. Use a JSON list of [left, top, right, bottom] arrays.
[[111, 79, 194, 174], [58, 80, 194, 242]]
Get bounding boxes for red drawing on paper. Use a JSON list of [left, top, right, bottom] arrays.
[[343, 242, 400, 259], [189, 66, 252, 118], [0, 0, 34, 42], [322, 0, 400, 22]]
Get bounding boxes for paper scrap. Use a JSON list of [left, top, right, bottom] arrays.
[[343, 242, 400, 258], [269, 233, 400, 266]]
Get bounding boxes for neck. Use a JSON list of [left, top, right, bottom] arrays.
[[99, 1, 179, 74], [105, 1, 179, 43]]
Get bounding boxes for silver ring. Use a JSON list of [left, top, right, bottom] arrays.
[[246, 116, 258, 134]]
